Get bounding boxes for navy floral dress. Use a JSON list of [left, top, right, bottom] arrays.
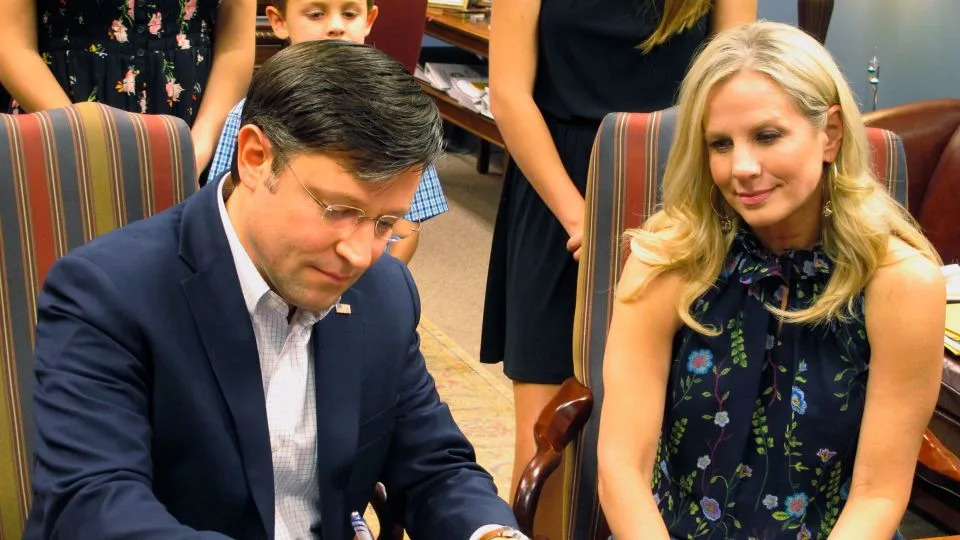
[[2, 0, 219, 124], [654, 230, 870, 539]]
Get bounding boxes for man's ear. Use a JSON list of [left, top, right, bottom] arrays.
[[364, 6, 379, 37], [235, 125, 273, 191], [265, 5, 290, 41], [823, 104, 843, 164]]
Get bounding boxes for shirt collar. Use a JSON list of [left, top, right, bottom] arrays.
[[217, 176, 337, 323], [218, 176, 270, 316]]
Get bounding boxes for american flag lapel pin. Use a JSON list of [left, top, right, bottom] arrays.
[[335, 303, 352, 315]]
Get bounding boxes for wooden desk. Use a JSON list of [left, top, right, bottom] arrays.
[[423, 8, 506, 174], [424, 7, 489, 57]]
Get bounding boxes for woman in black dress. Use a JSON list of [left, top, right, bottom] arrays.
[[483, 0, 755, 530], [0, 0, 255, 173]]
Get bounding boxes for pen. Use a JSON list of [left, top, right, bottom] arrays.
[[350, 511, 374, 540]]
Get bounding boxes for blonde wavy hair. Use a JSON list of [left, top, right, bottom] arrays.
[[638, 0, 712, 54], [624, 21, 940, 335]]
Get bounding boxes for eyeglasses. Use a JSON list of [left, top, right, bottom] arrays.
[[285, 163, 421, 240]]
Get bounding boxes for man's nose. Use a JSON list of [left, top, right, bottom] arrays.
[[335, 222, 376, 271]]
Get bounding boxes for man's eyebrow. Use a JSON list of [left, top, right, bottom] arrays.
[[381, 206, 411, 218], [309, 187, 409, 217], [308, 186, 365, 207]]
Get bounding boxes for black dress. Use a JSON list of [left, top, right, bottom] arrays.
[[480, 0, 710, 383], [2, 0, 218, 124]]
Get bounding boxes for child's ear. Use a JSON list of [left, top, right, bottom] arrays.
[[364, 5, 379, 37], [265, 5, 290, 41]]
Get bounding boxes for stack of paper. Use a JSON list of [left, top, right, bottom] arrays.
[[422, 63, 487, 92], [447, 77, 491, 116], [419, 62, 493, 118], [944, 264, 960, 355]]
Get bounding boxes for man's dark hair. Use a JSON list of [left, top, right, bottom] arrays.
[[233, 40, 442, 184]]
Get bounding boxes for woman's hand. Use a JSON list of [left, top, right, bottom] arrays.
[[566, 226, 583, 261]]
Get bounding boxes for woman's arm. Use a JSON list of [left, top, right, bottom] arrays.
[[597, 255, 684, 540], [710, 0, 757, 34], [0, 0, 72, 111], [190, 0, 256, 173], [489, 0, 585, 259], [828, 243, 945, 539]]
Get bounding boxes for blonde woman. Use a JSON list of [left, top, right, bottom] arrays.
[[483, 2, 756, 527], [597, 21, 945, 539]]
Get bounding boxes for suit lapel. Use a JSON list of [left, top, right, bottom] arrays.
[[314, 288, 364, 540], [178, 181, 274, 538]]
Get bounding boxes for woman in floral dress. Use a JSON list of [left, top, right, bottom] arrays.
[[0, 0, 255, 172], [597, 22, 946, 539]]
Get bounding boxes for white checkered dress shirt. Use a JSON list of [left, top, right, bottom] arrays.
[[218, 177, 332, 539]]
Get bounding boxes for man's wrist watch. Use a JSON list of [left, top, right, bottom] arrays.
[[477, 526, 523, 539]]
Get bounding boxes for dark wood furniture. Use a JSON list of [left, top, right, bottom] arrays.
[[865, 98, 960, 532], [254, 2, 283, 67], [797, 0, 835, 43], [422, 7, 507, 175]]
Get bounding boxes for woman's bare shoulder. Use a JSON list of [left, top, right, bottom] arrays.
[[866, 237, 944, 306]]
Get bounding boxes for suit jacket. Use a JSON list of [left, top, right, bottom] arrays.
[[25, 179, 517, 540]]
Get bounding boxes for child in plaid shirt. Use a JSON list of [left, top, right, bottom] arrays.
[[208, 0, 447, 263]]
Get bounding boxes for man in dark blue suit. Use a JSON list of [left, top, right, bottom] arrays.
[[26, 40, 523, 540]]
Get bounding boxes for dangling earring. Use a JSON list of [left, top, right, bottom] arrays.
[[710, 185, 734, 233], [822, 162, 838, 218], [719, 214, 733, 233]]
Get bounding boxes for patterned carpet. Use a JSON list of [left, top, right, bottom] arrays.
[[419, 318, 516, 498], [363, 318, 515, 535]]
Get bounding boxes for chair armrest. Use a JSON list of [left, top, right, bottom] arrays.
[[919, 429, 960, 481], [912, 429, 960, 533], [513, 377, 594, 536], [371, 481, 404, 540]]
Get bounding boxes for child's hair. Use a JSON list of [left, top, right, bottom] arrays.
[[270, 0, 376, 14]]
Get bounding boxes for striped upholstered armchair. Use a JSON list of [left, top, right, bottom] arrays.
[[515, 109, 960, 539], [0, 102, 197, 537]]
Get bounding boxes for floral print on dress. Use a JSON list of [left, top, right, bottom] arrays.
[[653, 229, 870, 539], [1, 0, 220, 124]]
